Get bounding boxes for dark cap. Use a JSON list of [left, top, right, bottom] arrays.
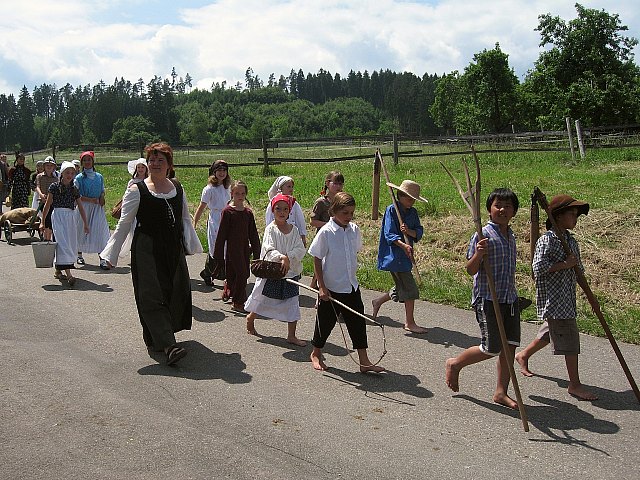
[[549, 194, 589, 216]]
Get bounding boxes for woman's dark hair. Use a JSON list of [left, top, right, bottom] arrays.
[[485, 188, 519, 214]]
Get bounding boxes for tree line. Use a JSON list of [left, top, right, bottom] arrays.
[[0, 4, 637, 152]]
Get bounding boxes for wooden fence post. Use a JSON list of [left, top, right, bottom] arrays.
[[371, 151, 381, 220], [262, 137, 269, 175], [393, 133, 399, 165], [565, 117, 576, 161], [52, 145, 57, 160], [575, 120, 586, 159]]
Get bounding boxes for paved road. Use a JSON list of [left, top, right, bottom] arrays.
[[1, 234, 638, 480]]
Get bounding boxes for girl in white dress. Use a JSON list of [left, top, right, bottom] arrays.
[[245, 193, 307, 346], [74, 151, 111, 268], [193, 160, 231, 285], [41, 161, 90, 287], [264, 176, 307, 246]]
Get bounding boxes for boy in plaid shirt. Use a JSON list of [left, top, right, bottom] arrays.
[[445, 188, 521, 409], [516, 194, 598, 400]]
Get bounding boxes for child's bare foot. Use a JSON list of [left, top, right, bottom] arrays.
[[445, 358, 460, 392], [515, 352, 534, 377], [404, 323, 428, 334], [493, 392, 519, 410], [287, 336, 307, 346], [310, 353, 327, 371], [246, 326, 258, 336], [360, 363, 385, 373], [371, 297, 384, 319], [568, 384, 598, 400]]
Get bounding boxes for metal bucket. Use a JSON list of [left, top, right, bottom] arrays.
[[31, 241, 57, 268]]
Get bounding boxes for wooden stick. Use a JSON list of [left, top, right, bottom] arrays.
[[530, 191, 540, 279], [286, 278, 372, 323], [371, 152, 381, 220], [534, 187, 640, 403], [376, 149, 422, 284], [441, 148, 529, 432], [286, 278, 387, 366]]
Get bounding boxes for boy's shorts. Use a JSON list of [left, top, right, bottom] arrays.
[[536, 319, 580, 355], [389, 271, 419, 303], [475, 298, 520, 355]]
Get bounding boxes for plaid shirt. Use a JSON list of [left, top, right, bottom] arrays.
[[533, 230, 583, 320], [467, 221, 518, 306]]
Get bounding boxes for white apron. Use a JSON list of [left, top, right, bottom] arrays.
[[52, 208, 78, 267], [77, 202, 110, 253]]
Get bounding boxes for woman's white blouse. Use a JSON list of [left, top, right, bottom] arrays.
[[100, 185, 202, 266]]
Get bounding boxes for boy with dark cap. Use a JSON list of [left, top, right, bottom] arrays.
[[516, 194, 598, 400]]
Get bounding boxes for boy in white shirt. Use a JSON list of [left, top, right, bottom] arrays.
[[308, 192, 385, 373]]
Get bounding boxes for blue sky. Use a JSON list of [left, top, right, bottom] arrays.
[[0, 0, 637, 96]]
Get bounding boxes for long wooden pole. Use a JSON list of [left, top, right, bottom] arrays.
[[441, 148, 529, 432], [530, 191, 540, 278], [376, 149, 422, 284], [534, 187, 640, 403]]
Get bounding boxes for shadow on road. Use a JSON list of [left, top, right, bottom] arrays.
[[322, 367, 434, 404], [138, 340, 252, 384], [453, 393, 619, 455], [527, 373, 640, 411]]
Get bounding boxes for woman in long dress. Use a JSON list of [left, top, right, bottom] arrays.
[[8, 152, 31, 209], [74, 151, 111, 268], [101, 143, 202, 366]]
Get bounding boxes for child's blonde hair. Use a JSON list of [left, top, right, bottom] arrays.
[[329, 191, 355, 216]]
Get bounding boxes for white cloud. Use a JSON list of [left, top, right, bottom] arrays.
[[0, 0, 637, 95]]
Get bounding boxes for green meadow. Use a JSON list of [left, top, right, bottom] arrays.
[[52, 144, 640, 344]]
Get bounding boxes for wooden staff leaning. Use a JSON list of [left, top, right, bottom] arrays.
[[376, 149, 422, 284], [533, 187, 640, 403], [441, 148, 529, 432], [529, 191, 540, 278]]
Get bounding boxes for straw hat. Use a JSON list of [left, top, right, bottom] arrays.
[[386, 180, 428, 203]]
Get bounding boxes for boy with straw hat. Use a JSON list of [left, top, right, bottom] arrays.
[[372, 179, 429, 333]]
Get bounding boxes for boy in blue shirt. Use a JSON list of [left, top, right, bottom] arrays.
[[372, 180, 428, 334], [445, 188, 522, 409]]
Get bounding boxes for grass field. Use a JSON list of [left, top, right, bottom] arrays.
[[48, 143, 640, 344]]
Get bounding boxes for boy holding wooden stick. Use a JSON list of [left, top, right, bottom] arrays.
[[372, 179, 428, 333], [445, 188, 522, 409], [516, 194, 598, 400]]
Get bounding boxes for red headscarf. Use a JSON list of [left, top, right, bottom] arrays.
[[270, 193, 295, 212]]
